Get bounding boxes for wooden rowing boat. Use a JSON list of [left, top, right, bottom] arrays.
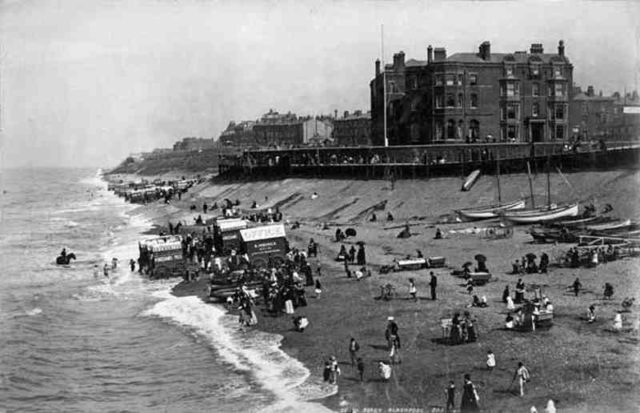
[[456, 199, 526, 220], [461, 169, 481, 191], [503, 203, 579, 224], [587, 219, 632, 233]]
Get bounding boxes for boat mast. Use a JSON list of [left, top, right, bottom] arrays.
[[526, 161, 535, 208], [496, 156, 502, 203], [546, 157, 551, 209]]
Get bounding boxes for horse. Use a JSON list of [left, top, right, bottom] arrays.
[[56, 253, 76, 265]]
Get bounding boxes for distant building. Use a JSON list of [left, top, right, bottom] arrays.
[[332, 110, 372, 146], [370, 40, 573, 145], [569, 87, 640, 141], [173, 137, 215, 151], [219, 121, 257, 146], [252, 109, 333, 147]]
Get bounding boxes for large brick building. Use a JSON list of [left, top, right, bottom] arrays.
[[221, 110, 333, 147], [332, 110, 372, 146], [370, 40, 573, 145]]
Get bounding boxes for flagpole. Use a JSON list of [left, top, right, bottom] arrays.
[[381, 24, 388, 147]]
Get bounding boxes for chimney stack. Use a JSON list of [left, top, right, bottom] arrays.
[[375, 59, 380, 76], [587, 86, 594, 97], [393, 51, 405, 69], [344, 111, 349, 118], [558, 40, 565, 56], [478, 41, 491, 61], [530, 43, 544, 54], [433, 47, 447, 61], [427, 45, 433, 64], [334, 109, 338, 119]]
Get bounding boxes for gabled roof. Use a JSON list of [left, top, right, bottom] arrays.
[[406, 59, 428, 67]]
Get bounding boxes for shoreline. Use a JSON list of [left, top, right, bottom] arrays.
[[107, 171, 640, 413]]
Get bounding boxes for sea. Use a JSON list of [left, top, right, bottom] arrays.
[[0, 167, 334, 413]]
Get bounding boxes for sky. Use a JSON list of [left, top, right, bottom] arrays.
[[0, 0, 638, 168]]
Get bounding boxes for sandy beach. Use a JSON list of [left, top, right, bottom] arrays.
[[112, 170, 640, 412]]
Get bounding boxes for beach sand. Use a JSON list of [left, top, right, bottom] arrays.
[[121, 170, 640, 412]]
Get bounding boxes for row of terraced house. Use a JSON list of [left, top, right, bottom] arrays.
[[219, 40, 639, 148]]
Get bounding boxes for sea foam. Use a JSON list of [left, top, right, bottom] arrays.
[[143, 290, 335, 412]]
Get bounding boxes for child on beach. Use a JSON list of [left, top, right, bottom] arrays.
[[486, 350, 496, 371], [315, 279, 322, 298], [409, 278, 417, 302]]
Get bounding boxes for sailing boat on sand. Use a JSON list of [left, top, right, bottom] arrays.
[[456, 157, 525, 220]]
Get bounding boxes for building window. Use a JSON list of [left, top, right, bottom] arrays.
[[435, 121, 444, 140], [410, 76, 418, 90], [506, 125, 518, 141], [410, 123, 420, 142], [581, 102, 588, 116], [435, 94, 443, 108], [447, 119, 456, 140], [504, 82, 518, 97], [554, 83, 564, 97], [469, 74, 478, 86], [457, 93, 463, 108], [446, 74, 455, 86], [469, 120, 479, 140], [554, 67, 562, 77], [388, 81, 398, 93], [532, 102, 540, 117], [505, 65, 514, 77], [446, 94, 455, 107], [435, 75, 443, 86], [506, 103, 519, 120], [530, 65, 540, 78], [470, 93, 478, 108], [532, 83, 540, 97], [554, 124, 564, 140], [457, 74, 463, 86], [411, 99, 419, 111], [554, 104, 565, 120], [457, 120, 464, 140]]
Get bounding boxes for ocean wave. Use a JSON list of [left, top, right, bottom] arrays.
[[24, 308, 43, 316], [142, 290, 334, 412]]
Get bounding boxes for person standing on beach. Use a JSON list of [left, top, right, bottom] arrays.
[[329, 356, 340, 384], [314, 279, 322, 298], [460, 374, 480, 412], [93, 264, 99, 278], [513, 361, 530, 397], [103, 263, 109, 278], [429, 272, 438, 300], [348, 338, 360, 367], [129, 259, 135, 272], [409, 278, 418, 302], [356, 244, 366, 265], [356, 358, 365, 382], [445, 381, 456, 412], [572, 278, 582, 297]]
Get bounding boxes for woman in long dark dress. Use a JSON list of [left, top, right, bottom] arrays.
[[450, 313, 461, 345], [460, 374, 480, 412]]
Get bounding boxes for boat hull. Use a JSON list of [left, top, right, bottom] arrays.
[[504, 204, 579, 224], [457, 199, 526, 220]]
